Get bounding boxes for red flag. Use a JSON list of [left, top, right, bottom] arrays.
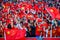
[[56, 14, 60, 20], [15, 29, 26, 40], [4, 28, 26, 40], [46, 7, 59, 19]]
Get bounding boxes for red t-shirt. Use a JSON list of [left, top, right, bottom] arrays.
[[36, 25, 43, 36]]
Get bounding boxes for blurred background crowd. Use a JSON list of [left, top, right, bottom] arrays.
[[0, 0, 60, 38]]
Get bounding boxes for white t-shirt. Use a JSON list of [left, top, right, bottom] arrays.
[[16, 24, 23, 29]]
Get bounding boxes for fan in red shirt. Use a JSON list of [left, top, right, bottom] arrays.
[[36, 25, 43, 36], [56, 27, 60, 37]]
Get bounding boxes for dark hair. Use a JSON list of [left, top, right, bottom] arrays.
[[7, 24, 12, 29]]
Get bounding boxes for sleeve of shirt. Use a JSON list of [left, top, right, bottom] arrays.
[[16, 24, 23, 29]]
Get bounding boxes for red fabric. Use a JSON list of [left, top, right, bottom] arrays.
[[18, 12, 25, 18], [5, 2, 10, 7], [0, 38, 4, 40], [19, 2, 30, 10], [4, 28, 26, 40], [43, 10, 47, 14], [44, 38, 60, 40], [23, 23, 28, 27], [42, 23, 48, 28], [10, 3, 14, 7], [30, 18, 35, 20], [38, 2, 42, 4], [6, 19, 11, 24], [27, 4, 32, 10], [48, 31, 50, 37], [36, 25, 43, 36], [0, 38, 37, 40], [46, 7, 59, 19], [26, 13, 33, 19], [3, 2, 10, 8], [52, 29, 56, 37], [2, 18, 5, 22], [56, 14, 60, 20], [34, 4, 39, 11], [56, 27, 60, 36], [36, 25, 40, 36], [2, 8, 8, 13], [34, 14, 38, 19], [37, 18, 42, 22]]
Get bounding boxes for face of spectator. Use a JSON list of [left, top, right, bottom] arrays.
[[23, 25, 26, 28]]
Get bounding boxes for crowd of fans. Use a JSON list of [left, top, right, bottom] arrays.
[[0, 0, 60, 38]]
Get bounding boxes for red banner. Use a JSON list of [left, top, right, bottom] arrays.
[[4, 28, 26, 40], [46, 7, 59, 19]]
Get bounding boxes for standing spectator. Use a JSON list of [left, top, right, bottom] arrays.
[[30, 21, 36, 37]]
